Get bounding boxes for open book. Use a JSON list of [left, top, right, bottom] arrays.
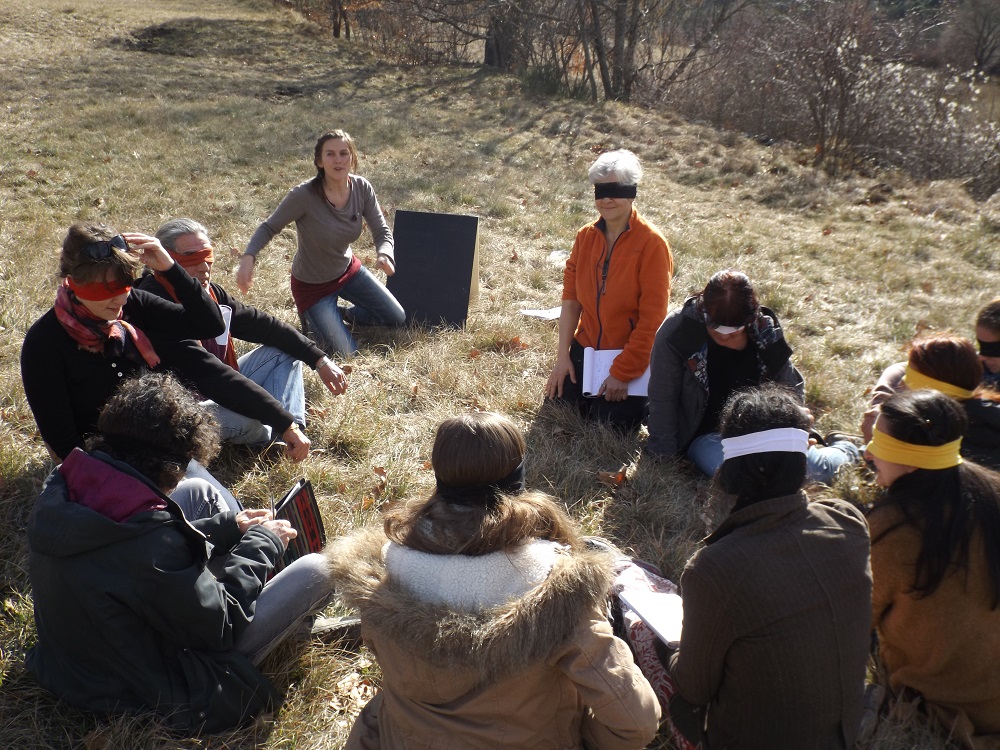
[[582, 347, 651, 397], [270, 478, 326, 573], [618, 587, 684, 648]]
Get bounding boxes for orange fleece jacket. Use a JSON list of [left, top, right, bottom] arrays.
[[562, 208, 673, 383]]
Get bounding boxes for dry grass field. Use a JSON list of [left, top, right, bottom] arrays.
[[1, 0, 998, 747]]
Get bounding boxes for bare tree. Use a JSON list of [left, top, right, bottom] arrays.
[[767, 0, 903, 167], [947, 0, 1000, 76]]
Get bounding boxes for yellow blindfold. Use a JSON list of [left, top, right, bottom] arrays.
[[868, 426, 963, 471]]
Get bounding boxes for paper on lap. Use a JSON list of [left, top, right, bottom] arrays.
[[619, 588, 684, 648], [582, 347, 650, 397]]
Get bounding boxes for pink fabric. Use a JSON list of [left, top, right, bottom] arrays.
[[53, 281, 160, 367], [614, 562, 696, 750], [60, 448, 167, 522], [289, 254, 362, 314]]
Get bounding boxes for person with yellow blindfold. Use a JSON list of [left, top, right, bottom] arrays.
[[865, 389, 1000, 747], [860, 334, 1000, 470]]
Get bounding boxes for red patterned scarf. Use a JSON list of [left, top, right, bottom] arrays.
[[54, 281, 160, 367]]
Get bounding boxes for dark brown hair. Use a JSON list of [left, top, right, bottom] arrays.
[[908, 335, 983, 392], [59, 222, 142, 286], [88, 372, 220, 492], [699, 269, 759, 328], [716, 384, 810, 506], [907, 334, 999, 402], [874, 390, 1000, 608], [383, 413, 581, 555], [312, 129, 359, 181], [976, 298, 1000, 332]]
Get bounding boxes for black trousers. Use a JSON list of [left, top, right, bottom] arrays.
[[549, 340, 648, 433]]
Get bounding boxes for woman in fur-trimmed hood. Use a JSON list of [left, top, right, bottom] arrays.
[[326, 412, 660, 750]]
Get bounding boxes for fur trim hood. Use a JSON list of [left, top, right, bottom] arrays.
[[326, 526, 614, 682]]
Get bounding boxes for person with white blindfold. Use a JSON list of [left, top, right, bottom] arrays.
[[646, 269, 861, 482], [667, 385, 872, 748]]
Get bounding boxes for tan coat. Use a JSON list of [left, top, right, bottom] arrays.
[[326, 527, 660, 750], [870, 502, 1000, 748]]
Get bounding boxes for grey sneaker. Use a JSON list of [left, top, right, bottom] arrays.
[[311, 615, 362, 648]]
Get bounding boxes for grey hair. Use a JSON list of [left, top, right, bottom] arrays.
[[155, 218, 210, 251], [588, 149, 643, 186]]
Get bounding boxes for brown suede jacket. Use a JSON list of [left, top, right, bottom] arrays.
[[870, 501, 1000, 746]]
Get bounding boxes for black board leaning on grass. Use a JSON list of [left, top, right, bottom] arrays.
[[386, 210, 480, 328]]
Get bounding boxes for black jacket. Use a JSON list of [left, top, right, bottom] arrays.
[[137, 275, 325, 367], [21, 263, 224, 460], [27, 451, 282, 732]]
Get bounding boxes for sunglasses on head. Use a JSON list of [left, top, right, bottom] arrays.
[[82, 234, 129, 260]]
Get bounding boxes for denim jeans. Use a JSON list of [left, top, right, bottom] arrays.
[[303, 266, 405, 357], [201, 345, 305, 446], [171, 460, 242, 520], [235, 552, 333, 666], [686, 432, 861, 484]]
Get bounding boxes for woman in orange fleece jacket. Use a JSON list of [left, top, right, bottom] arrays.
[[545, 149, 673, 431]]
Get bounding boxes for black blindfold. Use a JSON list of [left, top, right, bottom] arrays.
[[594, 182, 637, 200]]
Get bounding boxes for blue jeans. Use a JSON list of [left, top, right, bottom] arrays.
[[235, 552, 333, 665], [202, 345, 305, 445], [171, 460, 242, 520], [686, 432, 861, 484], [303, 266, 405, 357]]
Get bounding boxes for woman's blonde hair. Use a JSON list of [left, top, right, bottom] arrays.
[[383, 412, 581, 555]]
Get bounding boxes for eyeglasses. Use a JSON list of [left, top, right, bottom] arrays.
[[81, 234, 129, 260]]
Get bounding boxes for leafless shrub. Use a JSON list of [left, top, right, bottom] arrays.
[[662, 0, 1000, 198]]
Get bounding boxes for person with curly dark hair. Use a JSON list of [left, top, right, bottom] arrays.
[[866, 389, 1000, 747], [668, 385, 872, 748], [26, 372, 332, 734]]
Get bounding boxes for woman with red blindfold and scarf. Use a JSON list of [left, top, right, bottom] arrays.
[[19, 222, 243, 520], [865, 389, 1000, 747], [137, 217, 346, 452], [544, 149, 673, 433]]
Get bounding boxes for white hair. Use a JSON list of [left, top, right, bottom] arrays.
[[588, 149, 642, 185], [155, 218, 210, 251]]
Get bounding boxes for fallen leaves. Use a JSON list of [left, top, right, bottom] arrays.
[[328, 656, 376, 717], [596, 466, 628, 488], [360, 467, 388, 509]]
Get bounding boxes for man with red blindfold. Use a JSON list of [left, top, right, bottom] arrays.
[[137, 218, 347, 457]]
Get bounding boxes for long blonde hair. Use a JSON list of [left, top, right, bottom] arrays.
[[383, 413, 581, 555]]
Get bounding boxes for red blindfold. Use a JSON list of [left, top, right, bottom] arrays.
[[168, 246, 214, 268], [67, 277, 132, 301]]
